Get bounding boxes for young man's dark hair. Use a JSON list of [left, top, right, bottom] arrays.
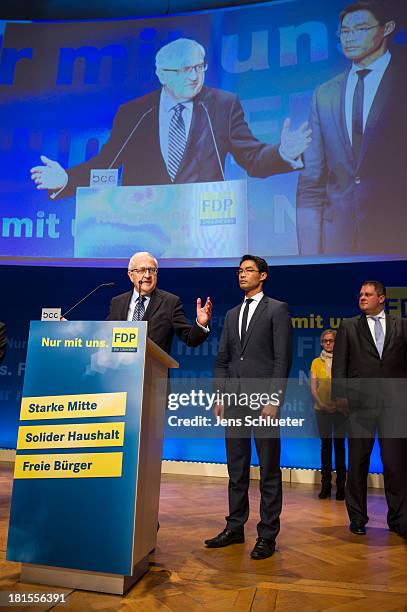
[[361, 280, 386, 297], [339, 1, 397, 26], [239, 254, 269, 280]]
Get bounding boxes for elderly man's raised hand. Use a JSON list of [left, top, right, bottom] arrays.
[[31, 155, 68, 191], [196, 296, 212, 327], [280, 118, 312, 160]]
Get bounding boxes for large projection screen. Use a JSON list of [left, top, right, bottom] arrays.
[[0, 0, 406, 267]]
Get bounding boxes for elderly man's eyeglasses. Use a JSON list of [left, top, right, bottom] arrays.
[[129, 267, 158, 275], [161, 62, 208, 75], [337, 24, 381, 38]]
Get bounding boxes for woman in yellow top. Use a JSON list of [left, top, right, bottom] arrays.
[[310, 330, 346, 500]]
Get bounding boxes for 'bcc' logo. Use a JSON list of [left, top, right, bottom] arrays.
[[90, 169, 119, 188], [112, 328, 138, 352]]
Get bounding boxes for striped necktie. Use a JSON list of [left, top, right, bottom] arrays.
[[132, 296, 146, 321], [168, 103, 186, 181]]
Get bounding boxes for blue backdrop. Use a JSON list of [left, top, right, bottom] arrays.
[[1, 0, 407, 473], [2, 259, 407, 472]]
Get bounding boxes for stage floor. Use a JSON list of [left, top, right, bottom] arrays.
[[1, 465, 407, 611]]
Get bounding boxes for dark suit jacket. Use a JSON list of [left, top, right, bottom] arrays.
[[296, 56, 407, 255], [332, 314, 407, 412], [214, 295, 292, 402], [0, 322, 6, 363], [57, 86, 291, 197], [106, 288, 208, 355]]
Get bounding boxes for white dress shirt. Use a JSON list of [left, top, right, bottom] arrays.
[[238, 291, 263, 338], [345, 51, 391, 144], [366, 309, 386, 342]]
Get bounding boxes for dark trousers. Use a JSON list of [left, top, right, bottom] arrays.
[[225, 420, 281, 541], [315, 410, 347, 487], [346, 409, 407, 533]]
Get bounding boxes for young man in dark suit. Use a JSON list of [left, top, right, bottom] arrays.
[[205, 254, 292, 559], [106, 251, 212, 354], [332, 280, 407, 537], [296, 1, 406, 255]]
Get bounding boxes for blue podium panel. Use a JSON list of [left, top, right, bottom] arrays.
[[7, 321, 147, 575]]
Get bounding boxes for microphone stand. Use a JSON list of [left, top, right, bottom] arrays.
[[61, 282, 115, 319]]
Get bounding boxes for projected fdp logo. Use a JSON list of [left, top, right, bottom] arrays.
[[111, 328, 138, 352], [387, 287, 407, 319], [200, 192, 236, 226]]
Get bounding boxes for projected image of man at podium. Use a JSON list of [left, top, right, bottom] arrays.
[[30, 38, 311, 198], [106, 251, 212, 354]]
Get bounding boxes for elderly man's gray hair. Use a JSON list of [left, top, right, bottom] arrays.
[[155, 38, 205, 69], [128, 251, 158, 271]]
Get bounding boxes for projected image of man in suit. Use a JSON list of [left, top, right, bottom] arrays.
[[30, 38, 311, 197], [296, 0, 406, 255]]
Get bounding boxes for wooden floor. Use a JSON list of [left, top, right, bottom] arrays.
[[1, 463, 407, 611]]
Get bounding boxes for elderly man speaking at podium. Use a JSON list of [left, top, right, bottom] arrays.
[[107, 251, 212, 355], [31, 37, 311, 197]]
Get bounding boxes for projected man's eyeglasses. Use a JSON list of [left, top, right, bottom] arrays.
[[161, 63, 208, 75], [337, 24, 380, 38]]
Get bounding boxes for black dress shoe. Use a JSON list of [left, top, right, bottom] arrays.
[[389, 525, 407, 539], [204, 528, 244, 548], [250, 537, 275, 560], [318, 484, 331, 499], [349, 521, 366, 535], [336, 487, 345, 501]]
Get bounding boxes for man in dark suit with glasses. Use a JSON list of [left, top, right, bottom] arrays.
[[296, 0, 405, 255], [205, 254, 292, 559], [107, 251, 212, 354]]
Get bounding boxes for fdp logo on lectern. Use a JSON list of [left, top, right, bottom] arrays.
[[200, 191, 236, 225], [111, 328, 138, 352]]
